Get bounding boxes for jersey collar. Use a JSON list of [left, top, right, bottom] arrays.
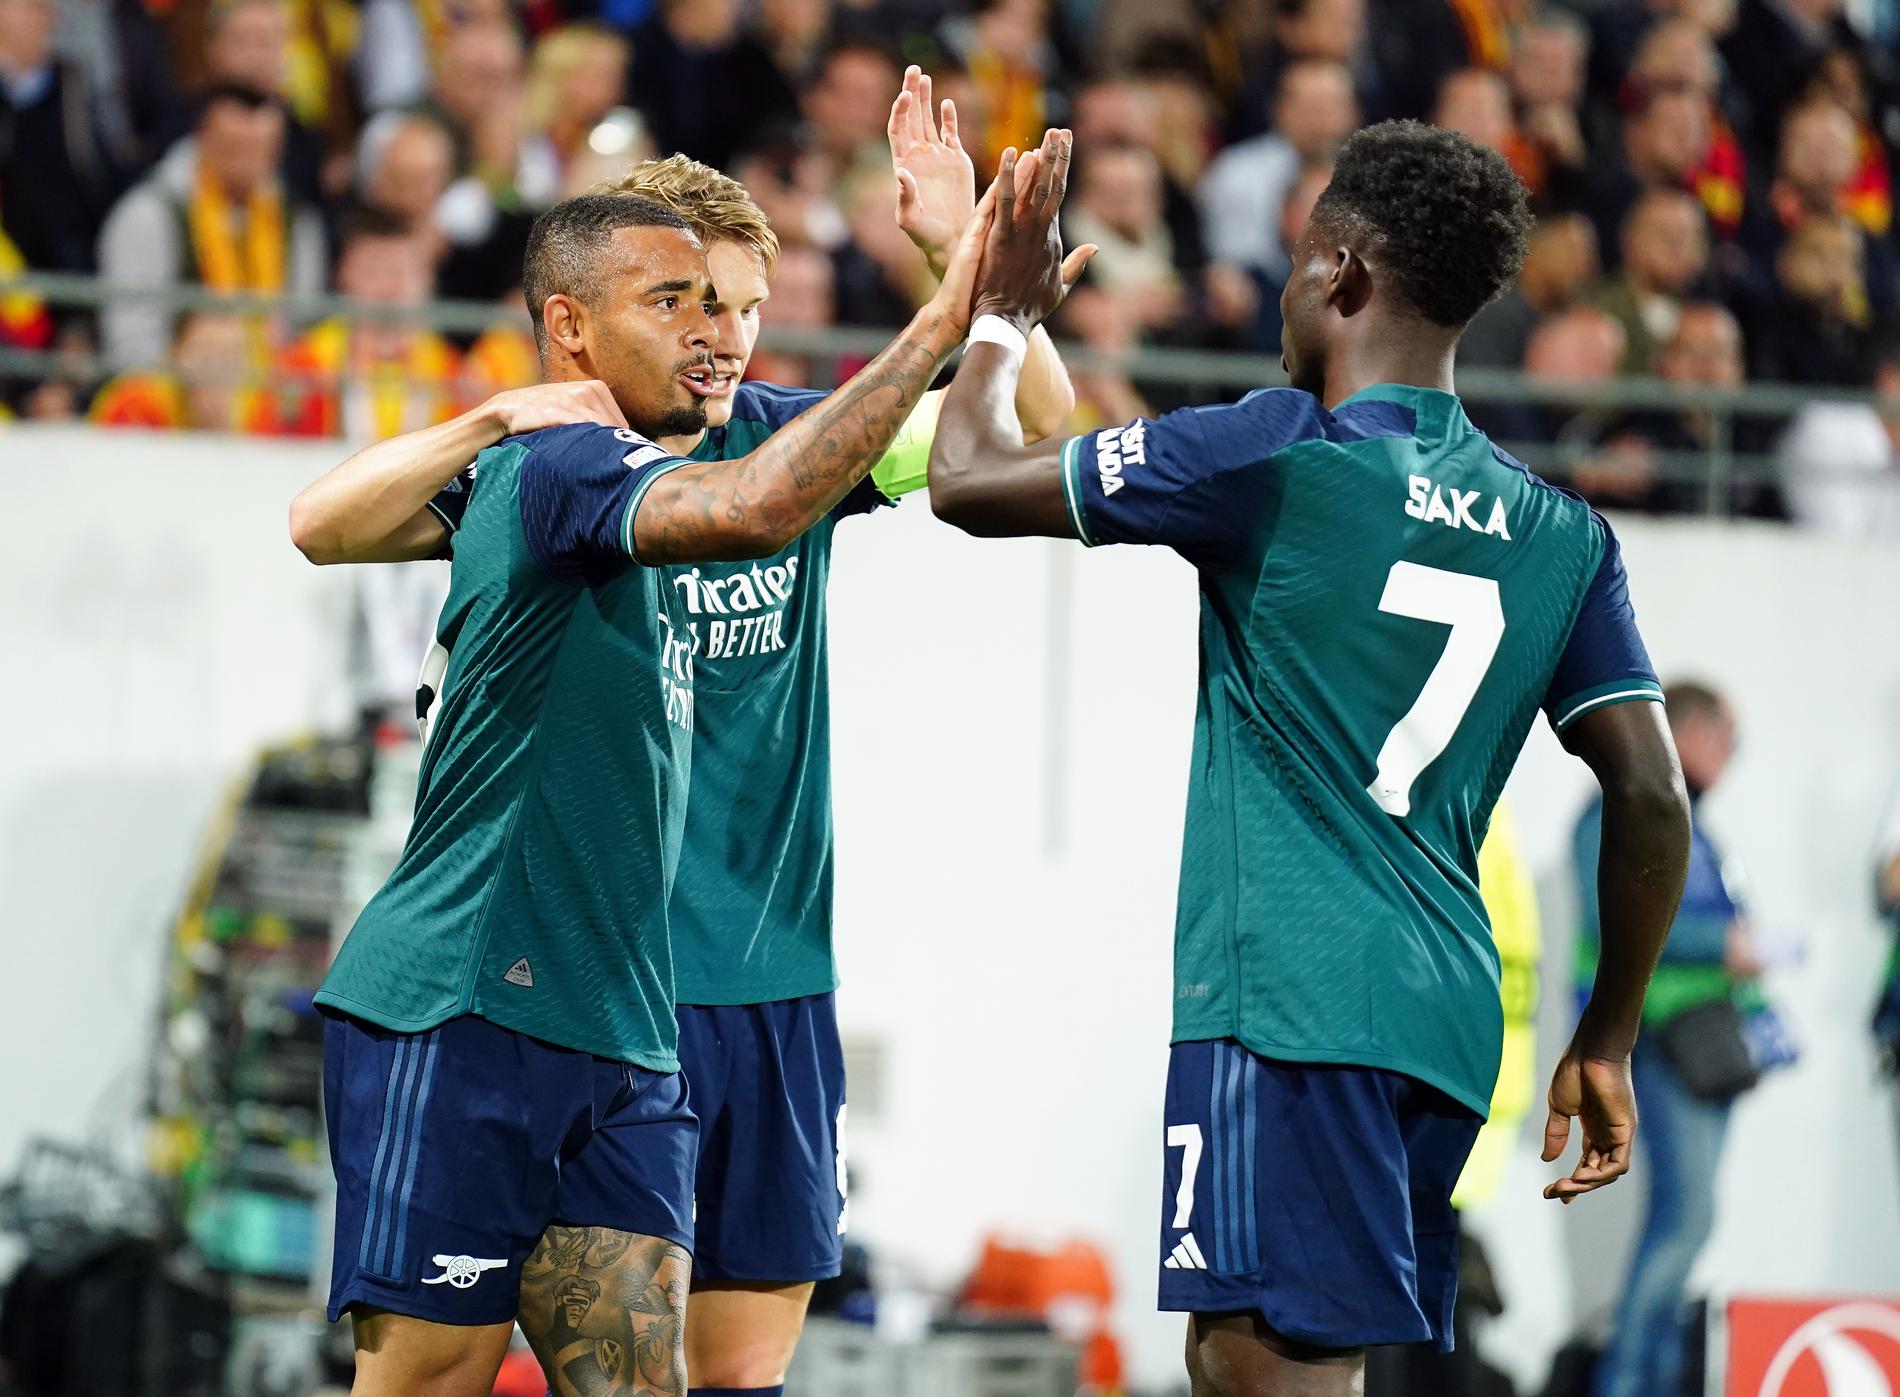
[[1334, 383, 1471, 437]]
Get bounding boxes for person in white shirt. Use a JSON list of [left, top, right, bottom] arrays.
[[1198, 60, 1356, 282], [1779, 329, 1900, 538]]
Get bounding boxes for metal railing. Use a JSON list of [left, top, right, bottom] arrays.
[[1, 273, 1883, 519]]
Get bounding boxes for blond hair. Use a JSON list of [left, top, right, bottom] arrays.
[[525, 23, 630, 133], [595, 154, 780, 274]]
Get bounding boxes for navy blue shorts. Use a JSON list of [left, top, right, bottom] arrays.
[[1158, 1040, 1483, 1352], [322, 1011, 696, 1326], [675, 992, 847, 1283]]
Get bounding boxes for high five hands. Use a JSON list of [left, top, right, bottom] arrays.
[[971, 129, 1098, 336], [888, 65, 975, 276]]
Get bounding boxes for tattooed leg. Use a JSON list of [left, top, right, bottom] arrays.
[[518, 1225, 692, 1397]]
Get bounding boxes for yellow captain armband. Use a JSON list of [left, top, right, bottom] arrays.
[[870, 388, 944, 500]]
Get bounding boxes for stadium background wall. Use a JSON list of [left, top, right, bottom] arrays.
[[1, 427, 1896, 1391]]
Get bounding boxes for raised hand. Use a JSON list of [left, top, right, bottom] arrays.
[[1541, 1044, 1637, 1204], [926, 170, 1003, 334], [972, 129, 1097, 334], [888, 64, 977, 275]]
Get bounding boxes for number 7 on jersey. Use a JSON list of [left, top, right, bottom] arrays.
[[1366, 562, 1505, 818]]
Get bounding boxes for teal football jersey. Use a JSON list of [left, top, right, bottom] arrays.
[[1059, 384, 1661, 1115], [422, 382, 910, 1007], [316, 423, 698, 1071], [666, 382, 893, 1003]]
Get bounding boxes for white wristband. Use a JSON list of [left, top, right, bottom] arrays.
[[968, 314, 1028, 365]]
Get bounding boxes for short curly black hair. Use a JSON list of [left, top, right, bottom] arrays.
[[1308, 120, 1532, 328]]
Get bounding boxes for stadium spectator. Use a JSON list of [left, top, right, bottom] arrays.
[[1579, 680, 1763, 1397], [1484, 301, 1625, 447], [756, 0, 831, 86], [1132, 41, 1224, 207], [5, 0, 1899, 504], [831, 161, 930, 327], [934, 0, 1056, 170], [1779, 325, 1900, 535], [801, 39, 903, 173], [1432, 68, 1527, 181], [415, 17, 525, 174], [202, 0, 323, 206], [521, 23, 637, 202], [1065, 143, 1184, 342], [1586, 188, 1710, 374], [356, 112, 455, 255], [1742, 97, 1899, 319], [89, 310, 275, 429], [460, 304, 539, 395], [1223, 0, 1373, 141], [1525, 303, 1627, 390], [734, 41, 899, 255], [1574, 86, 1712, 266], [744, 241, 835, 386], [1074, 77, 1212, 298], [1366, 0, 1512, 125], [1588, 0, 1738, 109], [1622, 18, 1748, 240], [0, 0, 126, 272], [1796, 44, 1894, 237], [417, 23, 543, 302], [1722, 0, 1863, 160], [1565, 302, 1776, 515], [96, 84, 325, 369], [353, 0, 428, 113], [272, 209, 461, 439], [1462, 212, 1600, 369], [1742, 211, 1874, 386], [1199, 60, 1356, 281], [626, 0, 797, 172], [1506, 6, 1590, 202]]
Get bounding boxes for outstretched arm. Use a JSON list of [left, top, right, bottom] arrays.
[[288, 381, 628, 564], [928, 131, 1096, 538], [1542, 699, 1691, 1202], [889, 66, 1075, 442], [632, 175, 1000, 564]]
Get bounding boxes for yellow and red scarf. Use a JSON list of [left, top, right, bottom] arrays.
[[188, 166, 286, 294], [274, 318, 463, 439]]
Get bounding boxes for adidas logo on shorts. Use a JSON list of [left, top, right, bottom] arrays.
[[1163, 1232, 1208, 1270]]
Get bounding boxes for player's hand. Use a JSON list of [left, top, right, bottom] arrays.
[[484, 380, 629, 437], [970, 130, 1097, 335], [925, 167, 1002, 335], [888, 65, 975, 277], [1541, 1045, 1636, 1203]]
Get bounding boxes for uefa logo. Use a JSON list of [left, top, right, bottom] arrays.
[[1747, 1302, 1900, 1397]]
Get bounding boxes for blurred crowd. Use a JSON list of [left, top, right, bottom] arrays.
[[1, 0, 1898, 524]]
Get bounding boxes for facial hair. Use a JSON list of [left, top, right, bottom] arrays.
[[648, 400, 709, 437]]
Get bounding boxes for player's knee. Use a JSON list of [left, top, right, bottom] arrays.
[[686, 1336, 800, 1388], [1188, 1312, 1364, 1397], [349, 1308, 512, 1397], [686, 1321, 805, 1388], [350, 1338, 502, 1397]]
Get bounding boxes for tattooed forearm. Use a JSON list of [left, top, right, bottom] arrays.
[[519, 1225, 692, 1397], [634, 307, 961, 563]]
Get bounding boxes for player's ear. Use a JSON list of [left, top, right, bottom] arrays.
[[1329, 247, 1373, 318], [543, 294, 587, 359]]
